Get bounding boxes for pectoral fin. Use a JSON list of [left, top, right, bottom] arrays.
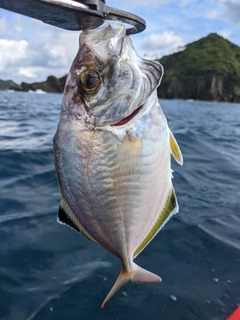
[[169, 130, 183, 166], [58, 197, 99, 245], [134, 188, 178, 258], [114, 132, 142, 224], [115, 131, 142, 178]]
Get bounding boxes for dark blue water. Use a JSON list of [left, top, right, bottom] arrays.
[[0, 91, 240, 320]]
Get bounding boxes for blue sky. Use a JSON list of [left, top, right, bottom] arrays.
[[0, 0, 240, 83]]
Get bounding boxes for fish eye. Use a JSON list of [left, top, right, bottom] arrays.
[[79, 69, 101, 94]]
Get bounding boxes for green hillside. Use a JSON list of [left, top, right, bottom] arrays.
[[0, 79, 21, 91], [158, 33, 240, 102]]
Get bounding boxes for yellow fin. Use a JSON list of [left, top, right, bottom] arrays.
[[134, 188, 178, 258], [115, 131, 142, 178], [58, 197, 99, 245], [169, 130, 183, 166]]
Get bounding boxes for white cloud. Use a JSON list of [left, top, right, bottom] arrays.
[[206, 9, 221, 20], [108, 0, 191, 7], [0, 14, 79, 83], [0, 17, 6, 34], [219, 0, 240, 3], [141, 31, 184, 56], [207, 0, 240, 24], [18, 68, 37, 79], [179, 0, 192, 6], [0, 0, 239, 84], [218, 29, 232, 38], [219, 0, 240, 24], [0, 39, 28, 71]]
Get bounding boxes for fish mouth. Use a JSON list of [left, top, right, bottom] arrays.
[[111, 105, 143, 127]]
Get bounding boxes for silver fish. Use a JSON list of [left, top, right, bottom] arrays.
[[53, 22, 183, 307]]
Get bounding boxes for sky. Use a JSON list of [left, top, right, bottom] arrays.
[[0, 0, 240, 84]]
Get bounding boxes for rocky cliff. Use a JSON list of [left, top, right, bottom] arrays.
[[18, 75, 67, 93], [0, 79, 21, 91], [0, 75, 67, 93], [158, 33, 240, 102]]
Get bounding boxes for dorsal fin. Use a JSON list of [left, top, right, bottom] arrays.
[[133, 188, 178, 258], [58, 198, 99, 245], [169, 130, 183, 166]]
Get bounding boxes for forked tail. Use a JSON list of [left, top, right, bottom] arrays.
[[101, 262, 161, 308]]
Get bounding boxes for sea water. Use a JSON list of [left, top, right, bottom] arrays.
[[0, 91, 240, 320]]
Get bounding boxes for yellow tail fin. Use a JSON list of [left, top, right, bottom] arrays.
[[101, 262, 161, 308]]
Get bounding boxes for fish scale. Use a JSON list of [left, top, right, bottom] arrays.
[[54, 21, 183, 307], [75, 131, 128, 255]]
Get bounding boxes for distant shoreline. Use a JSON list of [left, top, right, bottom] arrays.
[[1, 33, 240, 102], [2, 90, 240, 105]]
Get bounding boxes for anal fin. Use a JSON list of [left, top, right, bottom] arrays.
[[134, 188, 178, 258], [58, 197, 99, 245]]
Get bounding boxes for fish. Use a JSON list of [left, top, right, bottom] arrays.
[[53, 21, 183, 307]]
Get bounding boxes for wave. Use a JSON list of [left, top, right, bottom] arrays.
[[198, 215, 240, 251]]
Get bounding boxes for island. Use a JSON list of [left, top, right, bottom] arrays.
[[1, 33, 240, 102]]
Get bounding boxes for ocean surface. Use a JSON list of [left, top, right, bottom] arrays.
[[0, 91, 240, 320]]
